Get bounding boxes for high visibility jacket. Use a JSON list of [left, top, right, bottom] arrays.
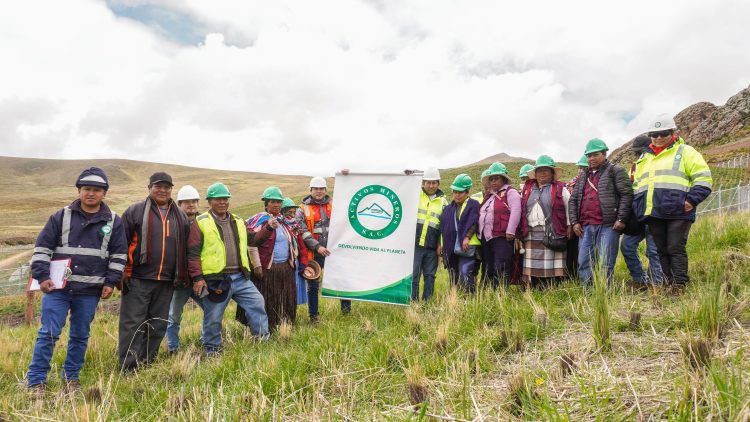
[[415, 189, 447, 249], [632, 138, 712, 222], [30, 200, 128, 295], [194, 212, 251, 276], [296, 195, 332, 259]]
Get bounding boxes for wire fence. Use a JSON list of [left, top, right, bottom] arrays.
[[714, 154, 750, 169], [697, 182, 750, 216], [0, 264, 30, 296]]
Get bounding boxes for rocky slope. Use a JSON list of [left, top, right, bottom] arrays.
[[610, 85, 750, 164]]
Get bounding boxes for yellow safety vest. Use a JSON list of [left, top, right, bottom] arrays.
[[416, 189, 447, 248], [195, 212, 250, 275], [457, 199, 481, 246], [632, 138, 713, 219]]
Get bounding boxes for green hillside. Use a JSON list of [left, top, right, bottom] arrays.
[[1, 211, 748, 420]]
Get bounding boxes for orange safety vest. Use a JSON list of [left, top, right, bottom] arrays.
[[301, 201, 332, 260]]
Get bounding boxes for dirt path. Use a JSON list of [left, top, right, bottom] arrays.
[[703, 137, 750, 156], [0, 249, 32, 270]]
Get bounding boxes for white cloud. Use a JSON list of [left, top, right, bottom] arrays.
[[1, 0, 749, 176]]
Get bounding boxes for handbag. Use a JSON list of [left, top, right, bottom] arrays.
[[534, 183, 568, 252], [542, 220, 568, 252], [453, 204, 476, 258]]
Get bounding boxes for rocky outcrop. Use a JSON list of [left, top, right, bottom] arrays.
[[610, 84, 750, 164]]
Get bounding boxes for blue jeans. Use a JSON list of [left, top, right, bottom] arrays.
[[27, 290, 100, 386], [202, 273, 268, 352], [412, 245, 438, 301], [578, 224, 621, 285], [620, 227, 663, 284], [166, 287, 205, 352]]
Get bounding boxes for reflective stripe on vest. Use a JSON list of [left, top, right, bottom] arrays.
[[196, 212, 250, 275], [416, 191, 446, 246], [633, 139, 713, 218], [54, 206, 115, 260]]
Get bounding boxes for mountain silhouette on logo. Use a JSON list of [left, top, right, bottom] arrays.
[[357, 203, 392, 220]]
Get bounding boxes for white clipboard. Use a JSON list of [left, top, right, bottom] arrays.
[[27, 259, 72, 291]]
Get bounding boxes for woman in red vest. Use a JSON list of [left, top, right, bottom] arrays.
[[520, 156, 571, 289]]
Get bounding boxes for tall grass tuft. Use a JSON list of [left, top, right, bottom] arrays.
[[405, 362, 428, 406], [559, 353, 577, 377], [506, 372, 538, 416], [680, 335, 712, 370], [628, 311, 642, 331], [435, 320, 450, 353], [277, 319, 292, 343], [591, 261, 611, 352]]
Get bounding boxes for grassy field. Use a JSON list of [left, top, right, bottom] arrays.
[[0, 211, 748, 420]]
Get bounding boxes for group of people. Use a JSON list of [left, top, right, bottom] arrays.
[[26, 171, 338, 391], [410, 113, 713, 298], [25, 113, 713, 392]]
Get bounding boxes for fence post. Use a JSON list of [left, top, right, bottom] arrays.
[[25, 291, 35, 325], [718, 185, 722, 215]]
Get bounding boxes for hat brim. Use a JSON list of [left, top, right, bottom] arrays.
[[150, 180, 174, 186], [302, 261, 322, 281], [527, 166, 563, 180]]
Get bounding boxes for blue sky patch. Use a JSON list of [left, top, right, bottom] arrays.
[[106, 1, 205, 45]]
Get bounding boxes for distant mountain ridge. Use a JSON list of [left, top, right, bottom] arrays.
[[467, 152, 532, 166]]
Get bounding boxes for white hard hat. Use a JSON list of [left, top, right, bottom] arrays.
[[176, 185, 200, 202], [422, 167, 440, 181], [647, 114, 677, 132], [309, 176, 327, 189]]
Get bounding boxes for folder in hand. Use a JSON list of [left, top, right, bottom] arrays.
[[27, 259, 72, 292]]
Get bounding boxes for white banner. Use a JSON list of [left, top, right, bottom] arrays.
[[322, 173, 421, 305]]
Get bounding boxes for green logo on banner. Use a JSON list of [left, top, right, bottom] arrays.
[[348, 184, 402, 239]]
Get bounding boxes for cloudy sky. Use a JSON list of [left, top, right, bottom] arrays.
[[1, 0, 749, 176]]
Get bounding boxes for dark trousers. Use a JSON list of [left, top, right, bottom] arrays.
[[118, 278, 174, 370], [447, 254, 478, 293], [310, 254, 350, 315], [481, 237, 514, 288], [647, 218, 692, 285], [412, 245, 438, 301]]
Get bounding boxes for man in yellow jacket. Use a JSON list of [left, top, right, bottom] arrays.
[[413, 168, 448, 301], [632, 114, 712, 290]]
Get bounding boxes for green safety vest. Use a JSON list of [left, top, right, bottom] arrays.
[[195, 212, 250, 275]]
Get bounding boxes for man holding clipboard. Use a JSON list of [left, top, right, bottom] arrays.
[[26, 167, 128, 392]]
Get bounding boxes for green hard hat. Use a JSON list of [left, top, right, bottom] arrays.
[[519, 164, 534, 178], [281, 197, 297, 209], [206, 182, 231, 199], [584, 138, 609, 155], [577, 154, 589, 167], [533, 155, 557, 169], [486, 162, 509, 178], [450, 173, 473, 191], [480, 169, 491, 180], [262, 186, 284, 201]]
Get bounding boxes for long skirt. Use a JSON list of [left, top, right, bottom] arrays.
[[295, 258, 308, 305], [523, 226, 567, 283], [239, 262, 296, 332]]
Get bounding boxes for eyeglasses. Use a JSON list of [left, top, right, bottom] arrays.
[[648, 129, 673, 139]]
